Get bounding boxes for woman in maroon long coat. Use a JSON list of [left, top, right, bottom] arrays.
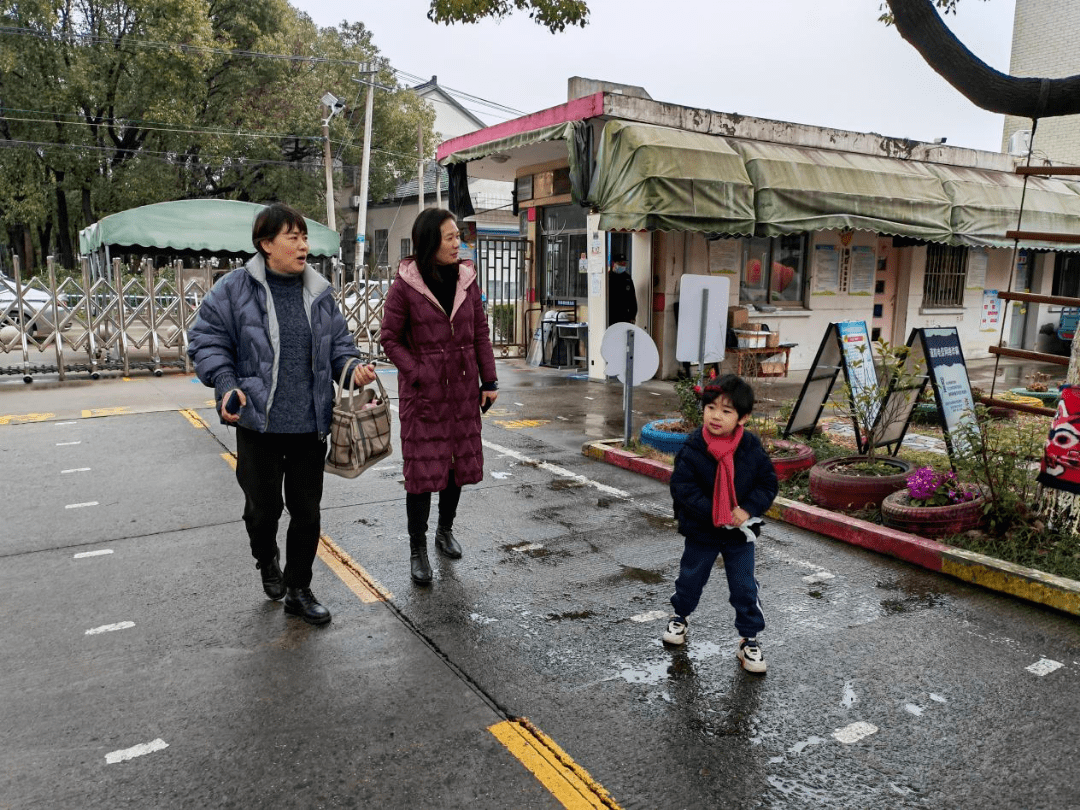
[[380, 209, 499, 585]]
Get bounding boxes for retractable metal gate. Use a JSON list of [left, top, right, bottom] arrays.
[[476, 236, 529, 357]]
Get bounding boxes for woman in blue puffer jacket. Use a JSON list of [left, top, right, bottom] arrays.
[[188, 203, 374, 626]]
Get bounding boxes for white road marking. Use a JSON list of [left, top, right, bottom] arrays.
[[56, 441, 81, 446], [1026, 658, 1064, 676], [65, 502, 99, 509], [584, 396, 595, 400], [86, 621, 135, 635], [490, 471, 512, 479], [61, 467, 91, 474], [482, 438, 629, 498], [510, 542, 545, 553], [105, 738, 168, 764], [556, 416, 569, 421], [629, 610, 669, 623], [802, 571, 836, 584], [841, 682, 857, 708], [55, 421, 77, 426], [74, 549, 113, 558], [904, 704, 924, 716], [833, 722, 878, 744], [514, 402, 525, 407], [929, 693, 947, 703]]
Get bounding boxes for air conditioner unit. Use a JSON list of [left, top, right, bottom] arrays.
[[1007, 129, 1032, 156], [350, 195, 362, 208]]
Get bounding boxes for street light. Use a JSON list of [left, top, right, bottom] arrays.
[[321, 93, 345, 231]]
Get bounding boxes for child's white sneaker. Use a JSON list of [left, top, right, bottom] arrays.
[[663, 618, 687, 645], [737, 637, 767, 674]]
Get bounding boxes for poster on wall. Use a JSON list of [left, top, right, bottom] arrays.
[[849, 246, 876, 295], [980, 289, 1001, 331], [967, 249, 988, 290], [812, 245, 840, 295], [708, 239, 740, 275]]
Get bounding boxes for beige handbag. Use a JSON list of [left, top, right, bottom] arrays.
[[324, 359, 393, 478]]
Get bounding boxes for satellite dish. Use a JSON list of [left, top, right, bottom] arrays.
[[601, 324, 659, 385]]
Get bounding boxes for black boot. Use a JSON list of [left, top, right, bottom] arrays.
[[434, 525, 463, 559], [256, 552, 286, 600], [410, 536, 432, 585], [283, 587, 331, 625]]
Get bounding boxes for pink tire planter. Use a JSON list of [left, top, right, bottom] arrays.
[[767, 440, 815, 481], [880, 488, 987, 539], [808, 455, 914, 512]]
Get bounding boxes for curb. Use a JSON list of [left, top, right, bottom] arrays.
[[582, 439, 1080, 618]]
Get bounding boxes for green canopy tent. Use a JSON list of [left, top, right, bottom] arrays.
[[79, 199, 340, 279]]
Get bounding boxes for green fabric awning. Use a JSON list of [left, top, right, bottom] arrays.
[[438, 121, 579, 166], [78, 199, 340, 258], [730, 140, 954, 242], [927, 164, 1080, 251], [588, 121, 755, 234]]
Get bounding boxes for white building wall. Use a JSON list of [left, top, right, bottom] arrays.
[[1002, 0, 1080, 164]]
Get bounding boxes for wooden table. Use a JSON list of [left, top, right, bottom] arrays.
[[726, 344, 795, 378]]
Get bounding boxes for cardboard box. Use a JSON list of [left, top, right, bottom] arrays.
[[727, 306, 748, 328], [734, 329, 768, 348], [766, 331, 780, 347], [758, 361, 787, 376]]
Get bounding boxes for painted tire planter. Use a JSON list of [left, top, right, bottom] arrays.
[[639, 419, 692, 454], [881, 488, 986, 539], [1009, 387, 1060, 405], [767, 440, 815, 481], [808, 455, 915, 512], [912, 402, 941, 424]]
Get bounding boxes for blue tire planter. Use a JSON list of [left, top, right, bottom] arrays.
[[1009, 387, 1060, 405], [640, 419, 693, 454]]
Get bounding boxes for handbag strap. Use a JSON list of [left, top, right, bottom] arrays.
[[335, 357, 387, 406]]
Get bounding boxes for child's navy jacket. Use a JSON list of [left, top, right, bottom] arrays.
[[669, 428, 779, 539]]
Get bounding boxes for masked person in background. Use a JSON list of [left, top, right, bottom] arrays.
[[380, 208, 499, 585], [608, 253, 638, 325]]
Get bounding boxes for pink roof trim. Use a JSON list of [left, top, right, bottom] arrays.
[[436, 92, 605, 161]]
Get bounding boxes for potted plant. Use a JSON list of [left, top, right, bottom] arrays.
[[639, 370, 707, 453], [808, 339, 920, 511], [881, 466, 986, 538]]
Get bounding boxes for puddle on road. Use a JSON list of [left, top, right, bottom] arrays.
[[604, 565, 666, 585], [546, 610, 596, 622], [614, 641, 723, 685], [642, 512, 678, 530]]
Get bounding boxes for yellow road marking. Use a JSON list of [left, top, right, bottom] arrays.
[[489, 719, 621, 810], [0, 412, 55, 425], [81, 406, 130, 418], [180, 409, 209, 429], [220, 452, 236, 471], [495, 419, 550, 429], [318, 534, 392, 603]]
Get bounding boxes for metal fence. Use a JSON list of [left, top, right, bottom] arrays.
[[1, 245, 530, 380]]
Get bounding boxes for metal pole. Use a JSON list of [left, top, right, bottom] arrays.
[[418, 123, 425, 218], [356, 66, 375, 281], [322, 105, 336, 231], [697, 288, 709, 388], [435, 163, 442, 209], [623, 329, 636, 446], [47, 256, 65, 381]]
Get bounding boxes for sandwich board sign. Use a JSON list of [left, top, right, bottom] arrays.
[[903, 327, 977, 458], [783, 320, 928, 455]]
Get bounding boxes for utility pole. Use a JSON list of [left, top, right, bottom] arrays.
[[355, 63, 379, 280], [418, 122, 425, 218], [320, 92, 345, 231]]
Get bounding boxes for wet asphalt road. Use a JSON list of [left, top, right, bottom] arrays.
[[1, 362, 1079, 809]]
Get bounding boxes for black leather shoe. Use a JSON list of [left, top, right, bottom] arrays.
[[434, 526, 463, 559], [257, 553, 285, 600], [410, 538, 432, 585], [283, 588, 331, 625]]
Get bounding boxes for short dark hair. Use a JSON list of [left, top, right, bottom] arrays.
[[701, 373, 755, 417], [252, 203, 308, 258], [411, 207, 456, 273]]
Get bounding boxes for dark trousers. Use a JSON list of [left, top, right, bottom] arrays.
[[670, 531, 765, 638], [406, 470, 462, 540], [235, 426, 326, 589]]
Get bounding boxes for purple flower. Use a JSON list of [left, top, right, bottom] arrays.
[[905, 466, 977, 507]]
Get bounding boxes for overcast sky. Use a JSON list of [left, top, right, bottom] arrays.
[[295, 0, 1018, 153]]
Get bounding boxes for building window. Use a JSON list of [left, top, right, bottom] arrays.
[[741, 235, 807, 307], [540, 204, 587, 302], [400, 238, 411, 264], [1052, 253, 1080, 299], [922, 244, 967, 308], [373, 229, 389, 267]]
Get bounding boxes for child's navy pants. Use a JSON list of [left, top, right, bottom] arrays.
[[670, 530, 765, 638]]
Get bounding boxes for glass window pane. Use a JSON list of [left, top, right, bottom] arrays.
[[771, 234, 805, 304], [742, 238, 771, 305]]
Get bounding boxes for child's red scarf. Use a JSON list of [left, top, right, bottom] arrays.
[[704, 425, 743, 527]]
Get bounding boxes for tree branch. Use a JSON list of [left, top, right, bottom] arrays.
[[887, 0, 1080, 118]]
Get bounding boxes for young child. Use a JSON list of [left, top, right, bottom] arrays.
[[663, 374, 779, 674]]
